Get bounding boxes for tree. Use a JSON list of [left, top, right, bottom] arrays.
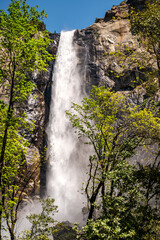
[[68, 1, 160, 238], [19, 198, 58, 240], [104, 1, 160, 99], [0, 0, 53, 239], [130, 0, 160, 84], [2, 149, 40, 240], [67, 86, 160, 239]]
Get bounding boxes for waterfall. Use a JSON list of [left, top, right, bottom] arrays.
[[46, 30, 88, 223]]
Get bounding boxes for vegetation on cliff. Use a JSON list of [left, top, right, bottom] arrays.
[[130, 0, 160, 83]]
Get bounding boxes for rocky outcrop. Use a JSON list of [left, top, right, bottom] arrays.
[[15, 32, 60, 197], [73, 0, 159, 108], [73, 1, 139, 93], [29, 33, 60, 196], [28, 33, 60, 147], [30, 0, 159, 194], [53, 221, 76, 240]]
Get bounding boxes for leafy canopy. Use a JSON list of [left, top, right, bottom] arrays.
[[67, 86, 160, 239], [0, 0, 53, 239]]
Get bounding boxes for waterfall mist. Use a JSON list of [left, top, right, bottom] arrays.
[[46, 30, 89, 223]]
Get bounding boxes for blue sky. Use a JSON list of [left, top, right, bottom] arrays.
[[1, 0, 122, 33]]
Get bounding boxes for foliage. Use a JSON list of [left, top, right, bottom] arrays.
[[69, 2, 160, 238], [130, 0, 160, 83], [67, 86, 160, 239], [78, 159, 160, 239], [103, 1, 160, 96], [130, 0, 160, 52], [0, 0, 53, 239], [19, 198, 58, 240]]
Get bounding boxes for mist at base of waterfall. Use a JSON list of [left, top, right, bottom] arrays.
[[1, 199, 42, 239]]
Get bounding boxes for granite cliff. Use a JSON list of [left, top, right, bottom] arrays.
[[17, 0, 159, 196], [73, 0, 154, 99]]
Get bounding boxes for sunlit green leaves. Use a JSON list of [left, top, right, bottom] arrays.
[[19, 198, 58, 240], [0, 0, 53, 104], [67, 86, 160, 239], [130, 0, 160, 87], [0, 1, 53, 238]]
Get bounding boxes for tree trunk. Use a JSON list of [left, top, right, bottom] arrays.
[[87, 181, 103, 220], [0, 63, 15, 239]]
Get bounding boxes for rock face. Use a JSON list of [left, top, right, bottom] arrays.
[[17, 32, 60, 196], [28, 33, 60, 148], [31, 33, 60, 196], [40, 1, 141, 193], [31, 0, 159, 194], [2, 0, 158, 206], [73, 0, 160, 108], [73, 1, 140, 93]]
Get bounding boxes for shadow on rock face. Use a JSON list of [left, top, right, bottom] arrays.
[[53, 221, 76, 240]]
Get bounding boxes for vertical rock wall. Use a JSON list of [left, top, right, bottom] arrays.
[[40, 0, 159, 195], [73, 1, 140, 93]]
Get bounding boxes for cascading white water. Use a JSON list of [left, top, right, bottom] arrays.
[[46, 30, 88, 223]]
